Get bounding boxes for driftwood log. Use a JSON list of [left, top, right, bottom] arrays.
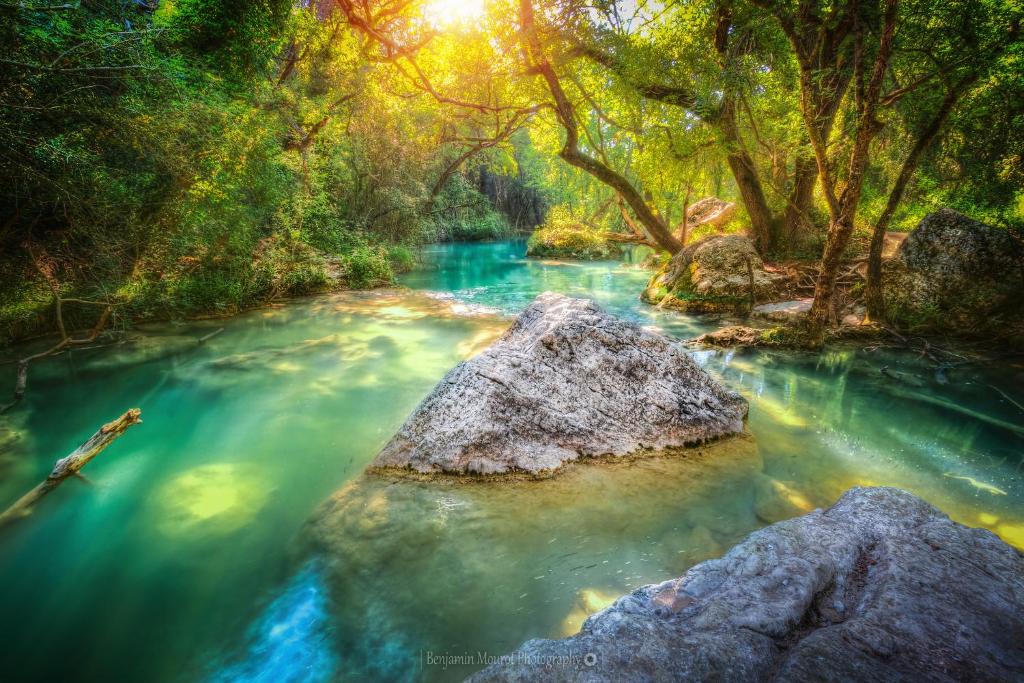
[[0, 409, 141, 530]]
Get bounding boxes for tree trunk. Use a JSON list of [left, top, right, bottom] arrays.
[[519, 0, 682, 255], [806, 0, 898, 340], [783, 154, 818, 244], [720, 95, 774, 253], [726, 151, 775, 253], [807, 214, 854, 336], [678, 185, 692, 243], [865, 87, 967, 322]]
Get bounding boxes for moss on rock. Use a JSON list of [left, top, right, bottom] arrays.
[[642, 234, 788, 313], [882, 209, 1024, 334]]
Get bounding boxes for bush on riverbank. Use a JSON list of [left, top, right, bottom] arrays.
[[526, 206, 621, 260]]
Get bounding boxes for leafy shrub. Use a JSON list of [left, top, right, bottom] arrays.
[[526, 205, 621, 260], [344, 246, 394, 289], [446, 212, 515, 241], [431, 173, 517, 242], [387, 246, 417, 273]]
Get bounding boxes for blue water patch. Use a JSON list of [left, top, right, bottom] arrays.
[[210, 563, 338, 683]]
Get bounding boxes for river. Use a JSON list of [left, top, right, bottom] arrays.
[[0, 240, 1021, 682]]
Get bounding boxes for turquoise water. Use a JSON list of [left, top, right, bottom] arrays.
[[0, 240, 1021, 682]]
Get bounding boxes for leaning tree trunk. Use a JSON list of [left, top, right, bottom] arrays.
[[720, 96, 775, 254], [726, 152, 776, 253], [519, 0, 682, 255], [865, 87, 968, 322]]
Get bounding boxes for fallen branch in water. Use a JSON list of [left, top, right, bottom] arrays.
[[1, 245, 120, 413], [990, 384, 1024, 414], [198, 327, 224, 344], [883, 385, 1024, 437], [0, 409, 141, 530]]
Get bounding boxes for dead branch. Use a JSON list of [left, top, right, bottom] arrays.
[[197, 327, 224, 344], [2, 246, 119, 413], [605, 232, 658, 248], [0, 409, 141, 530]]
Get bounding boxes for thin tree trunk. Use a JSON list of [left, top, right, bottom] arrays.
[[726, 150, 775, 252], [865, 86, 968, 321], [678, 185, 692, 243], [719, 88, 774, 253], [519, 0, 682, 255], [806, 0, 898, 340]]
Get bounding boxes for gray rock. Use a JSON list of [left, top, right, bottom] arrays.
[[469, 487, 1024, 682], [685, 197, 737, 231], [751, 298, 813, 324], [883, 208, 1024, 332], [642, 235, 789, 313], [371, 293, 747, 475]]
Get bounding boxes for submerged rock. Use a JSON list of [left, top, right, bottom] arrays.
[[470, 487, 1024, 682], [371, 292, 747, 475], [883, 208, 1024, 332], [642, 235, 788, 313]]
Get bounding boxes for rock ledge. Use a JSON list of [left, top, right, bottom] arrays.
[[470, 486, 1024, 682]]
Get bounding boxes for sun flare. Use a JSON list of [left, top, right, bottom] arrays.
[[422, 0, 486, 27]]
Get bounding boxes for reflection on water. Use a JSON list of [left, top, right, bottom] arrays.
[[210, 562, 337, 683], [154, 463, 272, 537], [304, 437, 761, 680], [0, 240, 1021, 682]]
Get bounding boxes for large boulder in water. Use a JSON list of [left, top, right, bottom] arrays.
[[883, 208, 1024, 332], [470, 486, 1024, 682], [371, 292, 747, 475], [642, 235, 788, 313]]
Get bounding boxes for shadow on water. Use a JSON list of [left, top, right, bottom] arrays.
[[0, 241, 1021, 682]]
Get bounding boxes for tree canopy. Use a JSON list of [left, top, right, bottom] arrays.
[[1, 0, 1021, 342]]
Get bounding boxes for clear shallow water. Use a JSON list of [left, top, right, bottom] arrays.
[[0, 240, 1021, 682]]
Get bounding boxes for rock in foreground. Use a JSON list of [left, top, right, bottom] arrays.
[[883, 208, 1024, 332], [372, 293, 747, 475], [470, 487, 1024, 682]]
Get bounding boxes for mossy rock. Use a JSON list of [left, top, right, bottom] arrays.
[[882, 209, 1024, 334], [642, 234, 788, 313], [696, 325, 814, 349]]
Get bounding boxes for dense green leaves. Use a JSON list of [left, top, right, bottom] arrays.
[[1, 0, 1021, 342]]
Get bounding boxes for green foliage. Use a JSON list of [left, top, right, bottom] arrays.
[[0, 2, 541, 340], [2, 0, 1021, 342], [343, 246, 393, 289], [156, 0, 292, 77], [431, 173, 517, 241], [526, 206, 622, 259], [388, 246, 417, 273]]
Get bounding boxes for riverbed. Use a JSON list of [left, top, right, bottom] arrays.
[[1, 240, 1021, 682]]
